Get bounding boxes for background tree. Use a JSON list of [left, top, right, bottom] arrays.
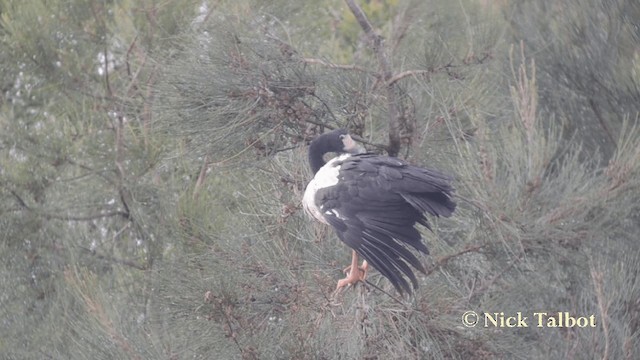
[[1, 0, 639, 359], [0, 0, 199, 357]]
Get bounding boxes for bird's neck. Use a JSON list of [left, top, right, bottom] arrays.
[[309, 141, 328, 174]]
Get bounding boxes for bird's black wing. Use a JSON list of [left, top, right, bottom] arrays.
[[316, 153, 456, 294]]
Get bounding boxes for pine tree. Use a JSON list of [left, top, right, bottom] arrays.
[[1, 0, 638, 358]]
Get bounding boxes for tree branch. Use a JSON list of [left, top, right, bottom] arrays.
[[345, 0, 402, 156]]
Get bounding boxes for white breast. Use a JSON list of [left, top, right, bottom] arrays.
[[302, 154, 351, 224]]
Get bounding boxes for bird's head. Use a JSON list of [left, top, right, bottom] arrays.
[[316, 128, 361, 154], [308, 129, 362, 174]]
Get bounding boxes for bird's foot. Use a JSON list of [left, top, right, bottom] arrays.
[[336, 260, 369, 290]]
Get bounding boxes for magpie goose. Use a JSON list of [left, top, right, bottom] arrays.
[[302, 129, 456, 295]]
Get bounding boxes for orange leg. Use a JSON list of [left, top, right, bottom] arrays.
[[336, 250, 369, 290]]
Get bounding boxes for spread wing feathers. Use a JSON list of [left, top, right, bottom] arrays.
[[324, 213, 423, 294], [317, 154, 456, 294]]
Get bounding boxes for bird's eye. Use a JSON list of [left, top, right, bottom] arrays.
[[339, 134, 346, 140]]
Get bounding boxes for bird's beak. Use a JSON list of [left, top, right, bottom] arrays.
[[342, 134, 363, 154]]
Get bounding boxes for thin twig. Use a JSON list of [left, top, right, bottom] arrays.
[[588, 98, 617, 149], [79, 246, 148, 271], [302, 58, 377, 75], [591, 268, 610, 360], [8, 189, 30, 209], [193, 155, 210, 200], [362, 279, 407, 306], [219, 304, 246, 357], [7, 188, 128, 220], [124, 34, 138, 77], [390, 6, 413, 53], [45, 210, 130, 221], [425, 244, 485, 276], [469, 251, 524, 300], [387, 69, 435, 87]]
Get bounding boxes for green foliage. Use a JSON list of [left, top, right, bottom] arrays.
[[0, 0, 198, 357], [1, 0, 639, 359], [507, 0, 640, 160]]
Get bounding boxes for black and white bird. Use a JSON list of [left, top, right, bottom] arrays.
[[303, 129, 456, 295]]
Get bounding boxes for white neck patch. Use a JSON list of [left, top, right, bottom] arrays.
[[303, 153, 351, 223]]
